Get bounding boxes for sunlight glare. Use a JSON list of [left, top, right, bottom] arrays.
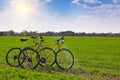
[[16, 3, 31, 16], [12, 0, 35, 19]]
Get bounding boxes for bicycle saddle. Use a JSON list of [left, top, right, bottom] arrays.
[[20, 38, 28, 42]]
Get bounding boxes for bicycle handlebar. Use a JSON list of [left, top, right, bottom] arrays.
[[55, 36, 64, 44], [31, 35, 64, 44], [31, 35, 44, 43]]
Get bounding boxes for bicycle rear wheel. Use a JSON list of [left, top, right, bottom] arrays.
[[55, 48, 74, 70], [18, 47, 40, 69], [6, 48, 21, 67], [39, 47, 55, 67]]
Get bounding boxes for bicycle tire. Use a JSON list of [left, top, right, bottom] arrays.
[[18, 47, 40, 69], [39, 47, 55, 67], [6, 48, 21, 67], [55, 48, 74, 70]]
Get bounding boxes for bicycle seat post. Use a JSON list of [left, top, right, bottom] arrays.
[[24, 41, 26, 48], [20, 38, 28, 48]]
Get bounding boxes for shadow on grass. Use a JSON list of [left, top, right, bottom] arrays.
[[35, 66, 120, 80], [36, 65, 85, 75]]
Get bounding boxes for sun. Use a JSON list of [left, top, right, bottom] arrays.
[[12, 0, 35, 19], [16, 3, 31, 16]]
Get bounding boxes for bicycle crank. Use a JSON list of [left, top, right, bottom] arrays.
[[40, 57, 46, 63]]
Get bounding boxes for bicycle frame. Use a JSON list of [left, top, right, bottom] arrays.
[[31, 36, 64, 59], [34, 40, 63, 52]]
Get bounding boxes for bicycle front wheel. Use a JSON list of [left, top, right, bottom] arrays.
[[55, 48, 74, 70], [18, 47, 40, 69], [39, 47, 55, 67], [6, 48, 21, 67]]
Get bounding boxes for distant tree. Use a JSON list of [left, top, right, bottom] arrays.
[[20, 30, 28, 36], [6, 30, 15, 36], [29, 31, 39, 36], [59, 31, 75, 36], [0, 31, 4, 36], [0, 30, 120, 36]]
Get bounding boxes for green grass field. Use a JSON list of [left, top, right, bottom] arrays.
[[0, 36, 120, 80]]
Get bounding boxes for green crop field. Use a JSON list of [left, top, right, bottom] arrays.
[[0, 36, 120, 80]]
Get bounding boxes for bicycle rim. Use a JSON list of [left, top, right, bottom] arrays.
[[6, 48, 21, 67], [56, 48, 74, 69]]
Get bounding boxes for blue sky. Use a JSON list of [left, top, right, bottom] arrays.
[[0, 0, 120, 33]]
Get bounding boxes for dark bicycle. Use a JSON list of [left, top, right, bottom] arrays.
[[6, 38, 40, 69]]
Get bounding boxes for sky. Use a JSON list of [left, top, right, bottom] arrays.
[[0, 0, 120, 33]]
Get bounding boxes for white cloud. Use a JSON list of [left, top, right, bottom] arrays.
[[45, 0, 51, 2], [67, 15, 120, 33], [84, 0, 101, 4], [1, 10, 120, 33], [72, 0, 101, 5], [112, 0, 120, 4], [71, 0, 120, 17], [53, 13, 59, 16], [72, 0, 101, 9], [94, 4, 120, 16], [71, 0, 80, 4], [32, 14, 120, 33]]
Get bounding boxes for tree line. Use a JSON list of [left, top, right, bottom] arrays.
[[0, 30, 120, 37]]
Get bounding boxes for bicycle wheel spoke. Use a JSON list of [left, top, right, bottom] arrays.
[[6, 48, 21, 67], [18, 47, 40, 69], [39, 47, 55, 67]]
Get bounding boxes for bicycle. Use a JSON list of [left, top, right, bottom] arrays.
[[6, 38, 40, 69], [6, 38, 27, 67], [34, 36, 74, 70], [18, 36, 55, 69], [17, 36, 74, 70]]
